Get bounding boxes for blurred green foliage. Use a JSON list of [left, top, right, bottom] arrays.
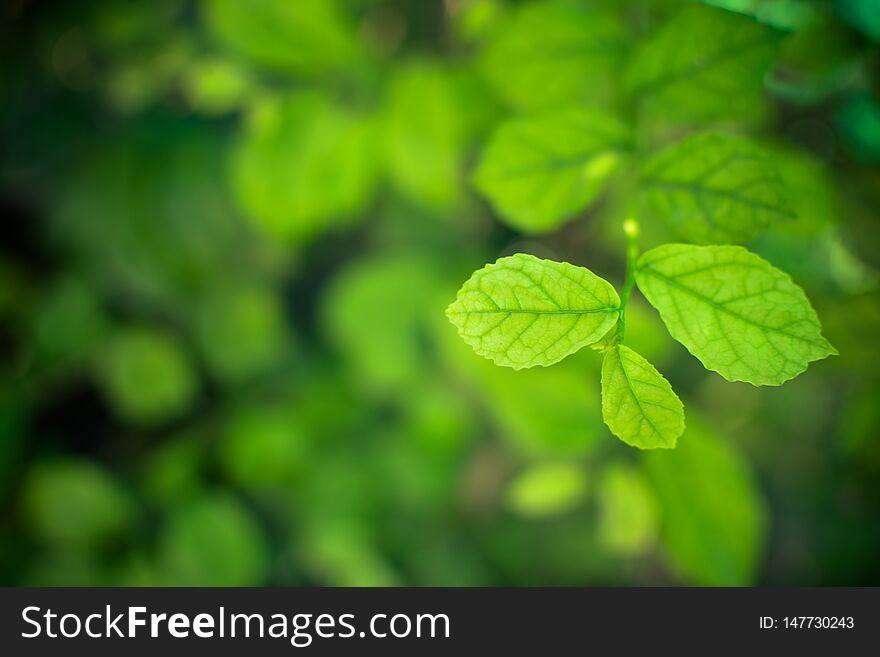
[[0, 0, 879, 587]]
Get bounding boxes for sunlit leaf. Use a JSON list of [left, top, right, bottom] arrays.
[[480, 1, 625, 111], [644, 421, 767, 585], [446, 253, 620, 369], [636, 243, 836, 385], [640, 132, 795, 244], [601, 345, 685, 449], [473, 108, 631, 232]]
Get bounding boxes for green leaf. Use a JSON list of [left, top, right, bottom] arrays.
[[640, 132, 795, 244], [701, 0, 816, 31], [636, 243, 836, 385], [202, 0, 357, 75], [385, 61, 467, 210], [644, 420, 767, 585], [94, 327, 198, 425], [446, 253, 620, 369], [232, 93, 380, 242], [601, 345, 685, 449], [625, 5, 781, 125], [324, 253, 444, 395], [506, 463, 587, 517], [157, 494, 268, 586], [219, 404, 308, 489], [22, 459, 135, 548], [596, 462, 658, 556], [480, 1, 625, 112], [473, 108, 631, 232], [193, 283, 291, 384]]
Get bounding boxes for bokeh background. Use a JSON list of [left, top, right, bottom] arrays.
[[1, 0, 879, 586]]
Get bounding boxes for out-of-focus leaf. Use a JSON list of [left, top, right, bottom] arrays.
[[219, 404, 308, 489], [232, 93, 381, 242], [21, 459, 135, 548], [402, 382, 475, 457], [480, 1, 625, 112], [601, 345, 685, 449], [749, 146, 842, 288], [54, 127, 257, 307], [625, 5, 781, 126], [139, 433, 206, 507], [596, 462, 658, 556], [300, 519, 400, 586], [385, 61, 468, 211], [835, 0, 880, 40], [322, 253, 444, 395], [181, 57, 254, 115], [474, 108, 631, 232], [766, 17, 863, 105], [202, 0, 358, 74], [446, 253, 620, 368], [440, 323, 605, 456], [702, 0, 816, 30], [451, 0, 505, 44], [93, 327, 198, 425], [639, 132, 795, 244], [89, 0, 183, 49], [636, 244, 836, 385], [30, 277, 107, 374], [193, 283, 291, 384], [103, 35, 192, 112], [25, 552, 105, 586], [506, 463, 587, 517], [156, 494, 268, 585], [836, 95, 880, 163], [644, 421, 767, 585]]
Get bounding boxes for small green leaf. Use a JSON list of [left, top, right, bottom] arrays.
[[506, 463, 587, 517], [473, 108, 631, 232], [480, 1, 625, 112], [601, 345, 684, 449], [625, 5, 781, 125], [636, 243, 837, 385], [640, 132, 795, 244], [446, 254, 620, 369], [94, 327, 198, 425]]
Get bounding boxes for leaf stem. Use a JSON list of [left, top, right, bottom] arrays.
[[617, 218, 640, 342]]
